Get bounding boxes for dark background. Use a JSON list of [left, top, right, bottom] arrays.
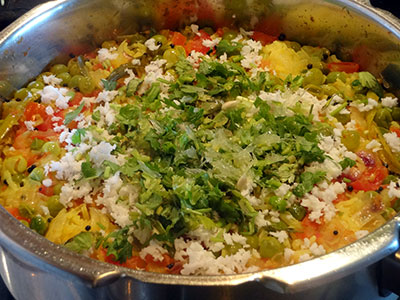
[[0, 0, 399, 299]]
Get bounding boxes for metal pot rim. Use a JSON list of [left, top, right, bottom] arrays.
[[0, 0, 400, 293]]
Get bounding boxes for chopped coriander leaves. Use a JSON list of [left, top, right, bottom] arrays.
[[64, 101, 85, 125]]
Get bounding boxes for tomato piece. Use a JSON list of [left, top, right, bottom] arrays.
[[36, 116, 53, 131], [39, 185, 54, 197], [24, 102, 47, 121], [185, 31, 211, 55], [294, 214, 322, 240], [6, 207, 30, 222], [68, 92, 83, 107], [171, 32, 187, 46], [30, 130, 58, 141], [350, 166, 388, 191], [13, 131, 32, 149], [252, 31, 277, 46], [390, 125, 400, 138], [327, 62, 360, 73], [216, 28, 224, 37], [122, 255, 146, 269]]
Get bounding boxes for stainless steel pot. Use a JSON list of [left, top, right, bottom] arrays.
[[1, 0, 400, 299]]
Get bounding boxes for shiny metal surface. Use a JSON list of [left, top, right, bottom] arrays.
[[0, 0, 400, 299]]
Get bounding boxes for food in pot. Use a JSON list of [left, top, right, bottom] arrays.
[[0, 25, 399, 275]]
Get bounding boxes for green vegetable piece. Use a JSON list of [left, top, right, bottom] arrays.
[[57, 72, 71, 85], [222, 30, 237, 41], [288, 203, 307, 221], [29, 167, 44, 182], [50, 64, 69, 75], [341, 130, 360, 152], [358, 71, 384, 98], [374, 108, 393, 129], [326, 72, 346, 83], [81, 161, 99, 179], [71, 128, 86, 145], [126, 78, 142, 97], [68, 75, 84, 89], [78, 76, 95, 94], [0, 80, 16, 99], [383, 175, 398, 185], [269, 196, 287, 212], [216, 39, 242, 56], [339, 157, 356, 170], [30, 216, 48, 235], [393, 198, 400, 212], [152, 34, 167, 46], [100, 227, 133, 263], [392, 107, 400, 121], [42, 141, 61, 156], [293, 171, 326, 197], [259, 236, 283, 258], [14, 88, 29, 100], [64, 101, 85, 125], [27, 81, 45, 91], [18, 203, 35, 219], [64, 231, 93, 253], [303, 68, 325, 86], [101, 79, 117, 91], [47, 195, 64, 217], [92, 110, 101, 122]]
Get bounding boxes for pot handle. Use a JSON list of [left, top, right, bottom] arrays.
[[379, 249, 400, 297]]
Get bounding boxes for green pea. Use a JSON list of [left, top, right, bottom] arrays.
[[42, 142, 61, 156], [202, 27, 214, 35], [336, 113, 351, 125], [246, 235, 259, 249], [383, 175, 398, 185], [163, 46, 186, 68], [302, 68, 326, 86], [68, 61, 82, 76], [30, 216, 48, 235], [47, 195, 64, 217], [29, 167, 44, 182], [374, 108, 393, 129], [326, 71, 346, 83], [284, 41, 301, 52], [78, 76, 95, 94], [27, 81, 45, 91], [52, 183, 63, 195], [382, 207, 396, 220], [222, 242, 242, 256], [259, 236, 283, 258], [57, 72, 71, 85], [68, 74, 84, 89], [31, 138, 45, 150], [0, 80, 16, 98], [341, 130, 360, 151], [50, 64, 68, 75], [322, 85, 339, 97], [16, 156, 27, 173], [101, 40, 117, 49], [392, 107, 400, 122], [14, 88, 29, 100], [222, 30, 237, 41], [152, 34, 167, 47], [269, 196, 287, 212], [20, 220, 30, 227], [18, 203, 35, 219], [393, 198, 400, 212], [288, 203, 306, 221]]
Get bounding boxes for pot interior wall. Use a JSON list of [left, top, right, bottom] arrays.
[[0, 0, 399, 95]]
